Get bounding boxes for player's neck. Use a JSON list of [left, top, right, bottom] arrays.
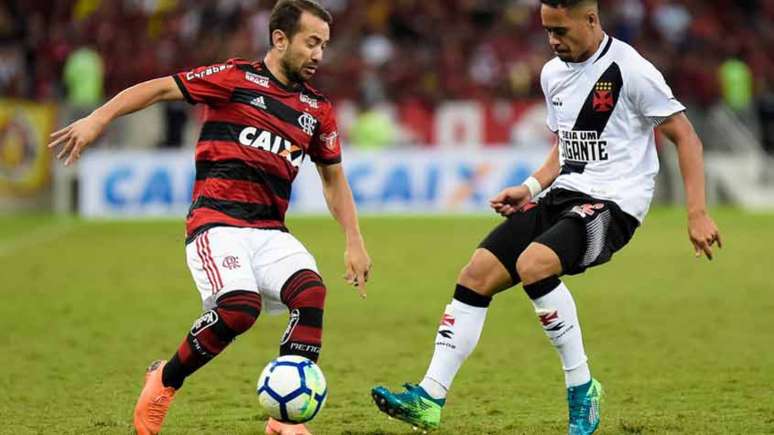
[[576, 30, 606, 63], [263, 52, 291, 86]]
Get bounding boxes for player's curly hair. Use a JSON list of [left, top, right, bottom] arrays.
[[540, 0, 598, 8], [269, 0, 333, 47]]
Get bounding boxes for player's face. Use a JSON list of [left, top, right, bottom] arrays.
[[541, 5, 596, 62], [281, 12, 330, 83]]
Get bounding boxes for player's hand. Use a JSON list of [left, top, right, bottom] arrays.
[[344, 239, 371, 299], [489, 185, 532, 217], [47, 114, 107, 166], [688, 211, 722, 260]]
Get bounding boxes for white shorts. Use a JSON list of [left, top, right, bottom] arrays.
[[185, 227, 319, 315]]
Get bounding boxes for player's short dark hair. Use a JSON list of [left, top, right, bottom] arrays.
[[540, 0, 598, 8], [269, 0, 332, 47]]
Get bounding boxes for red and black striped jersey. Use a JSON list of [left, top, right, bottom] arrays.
[[173, 58, 342, 242]]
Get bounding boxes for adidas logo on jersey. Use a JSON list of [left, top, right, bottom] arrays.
[[249, 96, 267, 110]]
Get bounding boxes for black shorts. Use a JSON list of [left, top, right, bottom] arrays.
[[479, 188, 640, 283]]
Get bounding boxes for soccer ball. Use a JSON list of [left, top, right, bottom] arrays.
[[256, 355, 328, 423]]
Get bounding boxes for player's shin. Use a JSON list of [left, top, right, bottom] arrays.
[[420, 284, 491, 400], [161, 291, 262, 389], [279, 269, 326, 362], [524, 277, 590, 387]]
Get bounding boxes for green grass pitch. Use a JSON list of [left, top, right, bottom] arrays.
[[1, 209, 773, 434]]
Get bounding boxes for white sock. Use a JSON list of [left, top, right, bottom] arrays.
[[420, 298, 488, 399], [530, 281, 591, 387]]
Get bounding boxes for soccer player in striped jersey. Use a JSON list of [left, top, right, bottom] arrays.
[[49, 1, 370, 434], [371, 1, 721, 434]]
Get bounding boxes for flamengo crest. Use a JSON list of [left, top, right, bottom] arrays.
[[298, 112, 318, 136]]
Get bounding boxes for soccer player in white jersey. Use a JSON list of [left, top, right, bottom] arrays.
[[371, 0, 722, 433]]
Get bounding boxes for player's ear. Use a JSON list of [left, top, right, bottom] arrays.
[[272, 29, 288, 51], [587, 11, 598, 28]]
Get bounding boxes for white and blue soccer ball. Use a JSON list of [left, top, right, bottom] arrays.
[[256, 355, 328, 423]]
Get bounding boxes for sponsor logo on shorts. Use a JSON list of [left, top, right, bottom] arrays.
[[280, 309, 300, 345], [222, 255, 241, 270], [191, 310, 219, 336], [571, 203, 605, 218], [520, 202, 538, 213]]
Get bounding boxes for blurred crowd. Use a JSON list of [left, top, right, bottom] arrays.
[[1, 0, 773, 149]]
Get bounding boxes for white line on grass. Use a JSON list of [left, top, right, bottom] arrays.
[[0, 221, 76, 257]]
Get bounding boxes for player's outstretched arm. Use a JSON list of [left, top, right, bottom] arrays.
[[490, 140, 561, 216], [316, 163, 372, 298], [658, 112, 722, 260], [48, 77, 184, 165]]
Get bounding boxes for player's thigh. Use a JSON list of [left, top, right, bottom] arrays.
[[185, 227, 259, 310], [252, 231, 320, 315], [530, 218, 585, 277], [537, 201, 638, 276], [477, 203, 546, 286]]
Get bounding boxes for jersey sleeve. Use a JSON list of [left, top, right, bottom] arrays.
[[541, 67, 559, 133], [308, 104, 342, 165], [173, 60, 239, 106], [627, 59, 686, 123]]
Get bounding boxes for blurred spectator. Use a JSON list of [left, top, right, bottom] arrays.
[[608, 0, 644, 43], [651, 0, 692, 45], [759, 76, 774, 156], [0, 44, 25, 97], [62, 45, 103, 112], [0, 0, 771, 147], [718, 57, 753, 112], [349, 100, 398, 149], [160, 101, 188, 148]]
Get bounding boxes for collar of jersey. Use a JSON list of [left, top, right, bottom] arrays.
[[563, 33, 610, 70], [257, 61, 305, 93]]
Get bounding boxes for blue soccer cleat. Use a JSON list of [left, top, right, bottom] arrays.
[[371, 383, 445, 430], [567, 378, 603, 435]]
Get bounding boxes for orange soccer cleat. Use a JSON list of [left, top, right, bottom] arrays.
[[134, 360, 176, 435], [265, 417, 312, 435]]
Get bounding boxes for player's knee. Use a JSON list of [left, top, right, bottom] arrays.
[[215, 291, 262, 335], [281, 269, 326, 309], [458, 250, 511, 296], [457, 261, 498, 297], [516, 248, 559, 285]]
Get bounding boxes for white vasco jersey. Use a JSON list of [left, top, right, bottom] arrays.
[[541, 34, 685, 222]]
